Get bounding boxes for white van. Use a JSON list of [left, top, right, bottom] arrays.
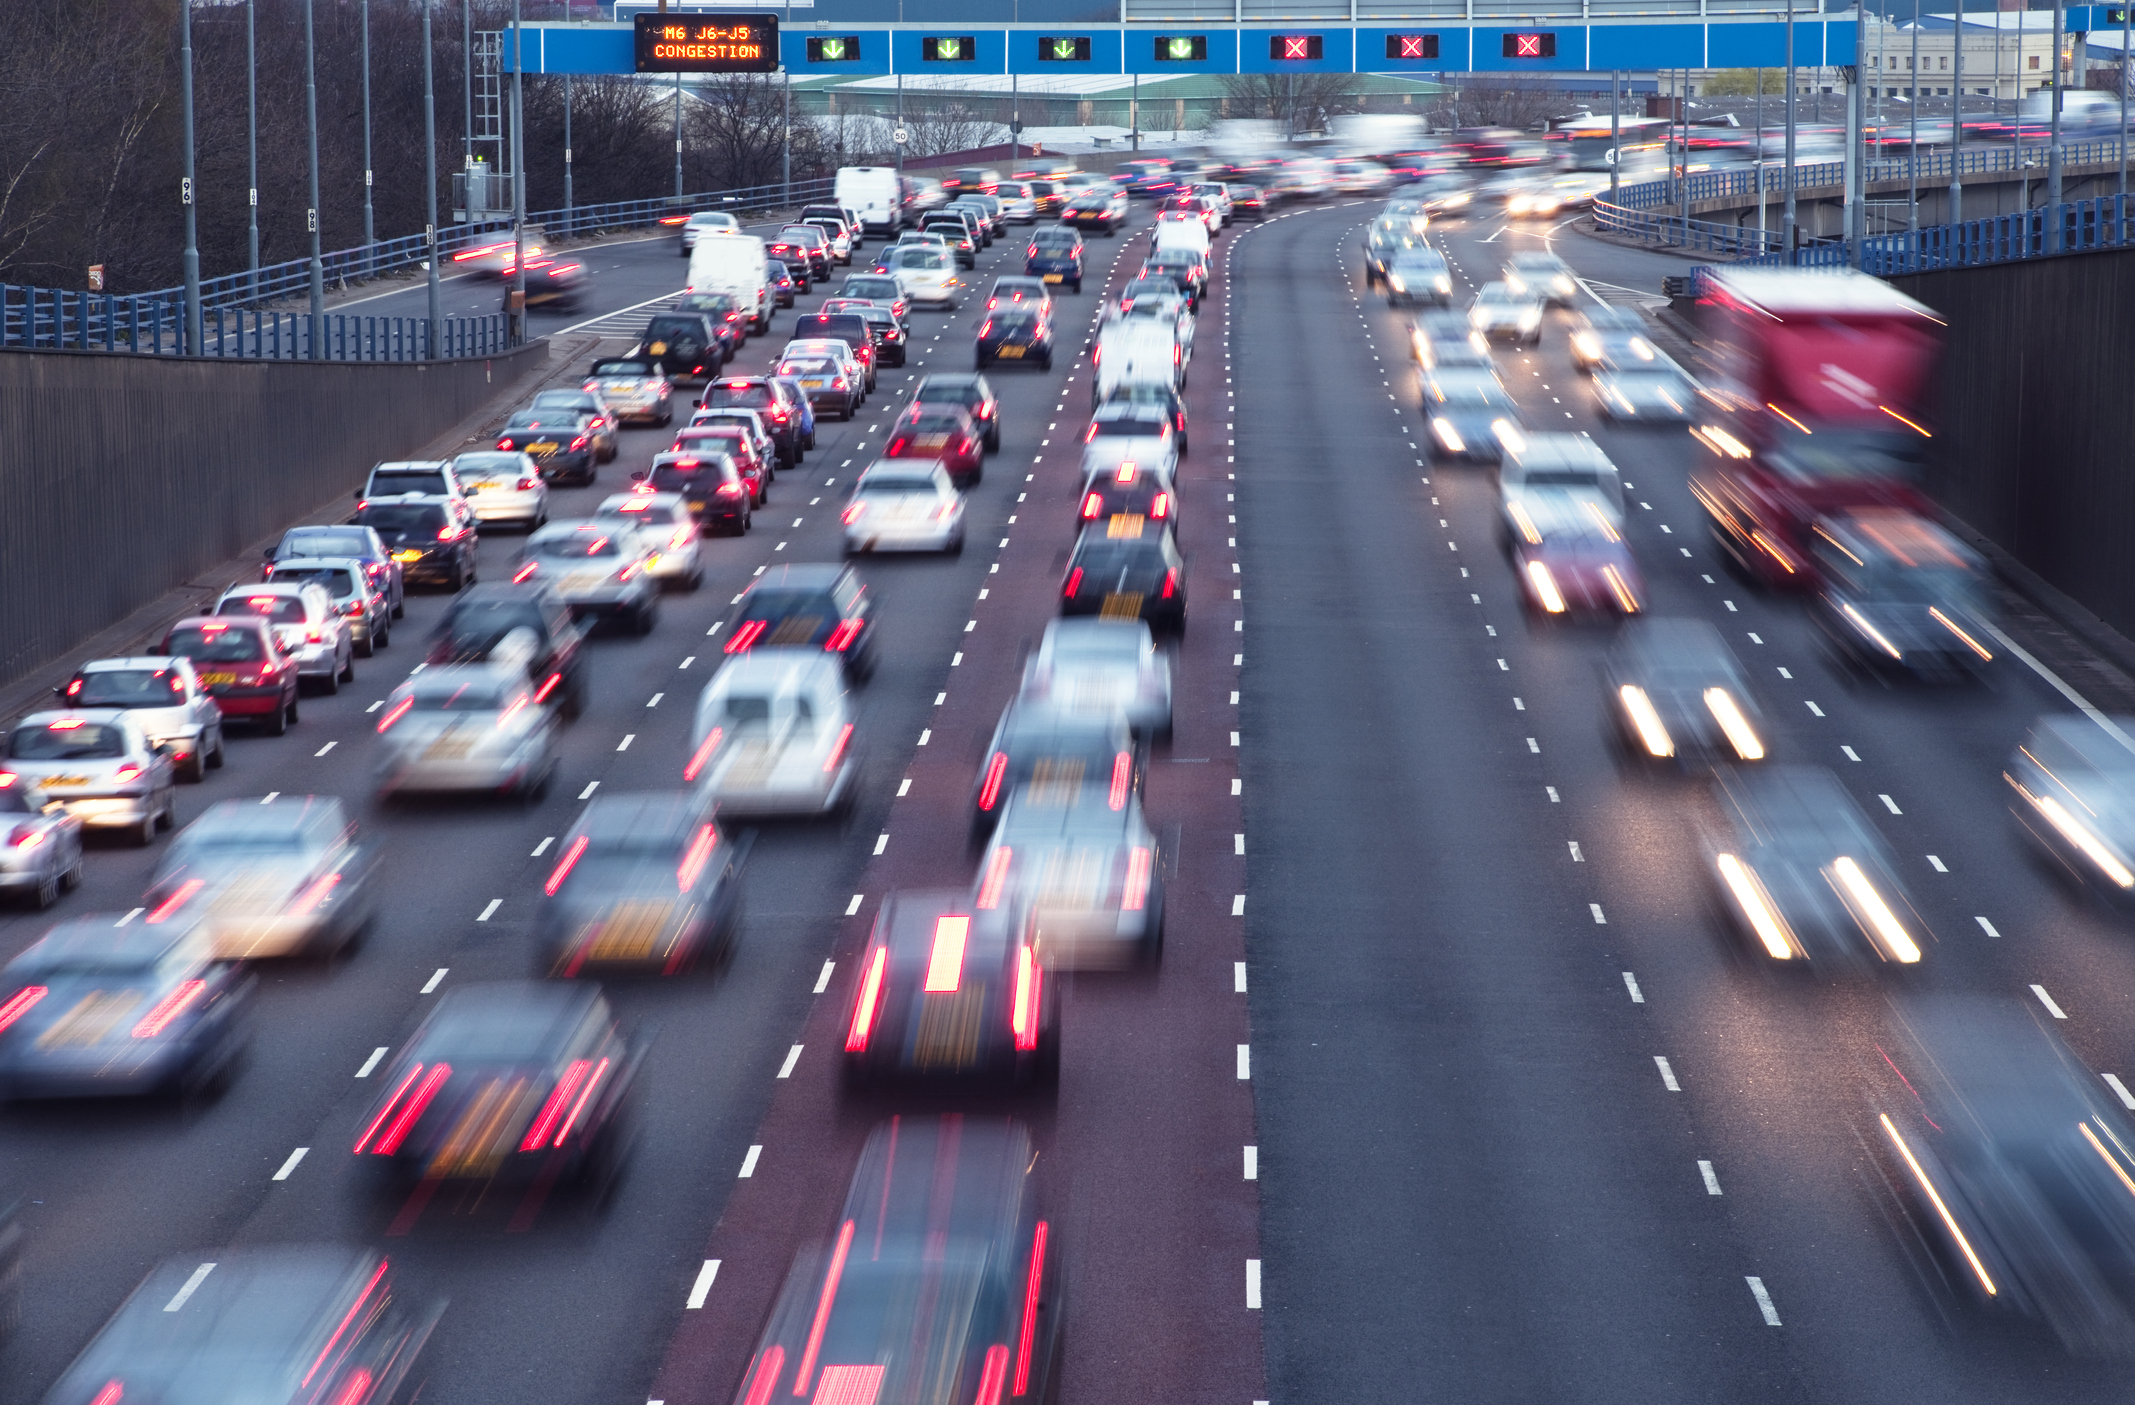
[[835, 167, 905, 236], [687, 233, 773, 334], [1151, 215, 1212, 259], [1092, 321, 1185, 405]]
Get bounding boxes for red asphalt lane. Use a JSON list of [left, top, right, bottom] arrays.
[[643, 219, 1265, 1405]]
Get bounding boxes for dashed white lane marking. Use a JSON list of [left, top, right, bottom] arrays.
[[846, 894, 864, 916], [2107, 1074, 2135, 1109], [1244, 1145, 1258, 1179], [1804, 702, 1824, 718], [1526, 738, 1540, 753], [1976, 916, 2001, 938], [1546, 787, 1559, 802], [2032, 984, 2068, 1019], [1654, 1056, 1681, 1091], [314, 741, 336, 757], [1234, 833, 1245, 855], [1927, 855, 1947, 872], [366, 701, 384, 713], [1232, 779, 1242, 795], [1234, 961, 1248, 993], [477, 899, 502, 922], [1700, 1160, 1723, 1195], [1878, 793, 1902, 814], [272, 1147, 309, 1181], [685, 1260, 721, 1309], [918, 729, 931, 745], [420, 968, 448, 994], [815, 960, 835, 994], [164, 1263, 216, 1312], [117, 907, 143, 926], [679, 655, 695, 668], [738, 1145, 762, 1178], [1232, 894, 1246, 916], [356, 1047, 388, 1078], [1568, 841, 1583, 862], [873, 833, 889, 855], [1590, 903, 1606, 924], [777, 1044, 804, 1079], [897, 778, 912, 796], [578, 781, 601, 799], [1236, 1044, 1251, 1079], [1246, 1259, 1263, 1309], [261, 791, 280, 804], [1746, 1277, 1782, 1326], [1841, 746, 1861, 762], [1622, 972, 1644, 1003], [647, 693, 664, 707], [532, 837, 555, 856]]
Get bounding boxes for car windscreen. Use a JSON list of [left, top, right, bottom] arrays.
[[355, 504, 448, 534], [217, 595, 309, 625], [369, 470, 448, 495], [70, 669, 187, 707], [903, 414, 966, 435], [10, 723, 127, 761], [280, 530, 372, 558], [892, 250, 949, 270], [1516, 469, 1607, 488], [269, 566, 359, 598], [165, 625, 267, 662], [1031, 232, 1080, 248], [409, 681, 511, 712], [531, 533, 621, 559]]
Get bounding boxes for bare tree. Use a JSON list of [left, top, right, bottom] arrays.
[[1435, 76, 1561, 132], [901, 101, 1007, 160], [1218, 73, 1359, 135]]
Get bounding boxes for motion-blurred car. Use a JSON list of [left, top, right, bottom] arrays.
[[1230, 183, 1268, 219], [976, 308, 1055, 371], [42, 1247, 443, 1405], [1596, 356, 1698, 423], [970, 700, 1139, 840], [1385, 247, 1455, 307], [976, 783, 1164, 968], [263, 556, 391, 657], [448, 449, 549, 531], [1704, 765, 1926, 969], [583, 356, 675, 425], [1603, 618, 1767, 766], [1498, 432, 1625, 534], [1141, 249, 1208, 309], [1363, 220, 1425, 286], [0, 776, 81, 908], [733, 1119, 1060, 1405], [910, 372, 1000, 451], [1098, 380, 1190, 453], [1504, 495, 1644, 618], [720, 563, 876, 685], [841, 892, 1056, 1086], [669, 293, 749, 365], [512, 520, 660, 635], [357, 459, 466, 506], [884, 245, 961, 308], [2005, 713, 2135, 901], [353, 981, 641, 1197], [1503, 251, 1579, 306], [769, 259, 800, 305], [353, 494, 480, 590], [677, 209, 740, 253], [1811, 509, 1997, 681], [1569, 305, 1654, 372], [0, 911, 248, 1099], [1469, 281, 1544, 345], [156, 616, 301, 736], [789, 314, 880, 391], [1424, 368, 1524, 463], [770, 224, 832, 281], [497, 410, 597, 488], [528, 388, 619, 462], [1026, 227, 1087, 290], [842, 461, 966, 556], [212, 582, 354, 693], [143, 794, 375, 959], [1061, 522, 1185, 636], [374, 664, 557, 803], [918, 213, 979, 267], [801, 216, 854, 263], [851, 303, 908, 367], [426, 582, 589, 718], [535, 791, 741, 976], [1075, 454, 1176, 534], [837, 273, 910, 324], [703, 375, 811, 462], [264, 523, 403, 616], [885, 404, 985, 489], [1063, 187, 1128, 234], [986, 275, 1053, 314], [3, 712, 176, 845], [1018, 618, 1174, 743], [58, 657, 225, 781], [672, 422, 771, 507], [684, 651, 859, 818], [520, 256, 589, 311], [633, 310, 725, 385], [637, 452, 752, 535], [592, 491, 702, 590]]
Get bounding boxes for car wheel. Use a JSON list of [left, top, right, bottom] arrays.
[[356, 629, 374, 658], [179, 748, 206, 784], [263, 698, 288, 736], [391, 597, 404, 620], [374, 619, 390, 650], [134, 811, 157, 848], [339, 648, 356, 683], [286, 693, 300, 725], [31, 868, 58, 910], [447, 562, 466, 592], [207, 729, 226, 768], [1038, 356, 1053, 371], [318, 663, 337, 696], [975, 355, 989, 370]]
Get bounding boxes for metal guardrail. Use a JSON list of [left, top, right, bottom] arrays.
[[0, 174, 836, 362], [1613, 136, 2131, 213], [1690, 193, 2135, 284], [1593, 199, 1784, 259]]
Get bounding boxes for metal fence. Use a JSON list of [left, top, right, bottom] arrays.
[[1593, 199, 1784, 258], [1701, 192, 2135, 278], [0, 173, 836, 363], [1612, 136, 2129, 212]]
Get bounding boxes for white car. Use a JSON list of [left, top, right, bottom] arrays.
[[685, 650, 859, 818], [2, 711, 177, 846], [1498, 433, 1627, 544], [583, 355, 675, 426], [212, 582, 354, 692], [448, 450, 549, 530], [678, 210, 740, 255], [1331, 160, 1394, 196], [1189, 182, 1234, 224], [1503, 252, 1579, 307], [513, 520, 661, 634], [591, 491, 703, 591], [1019, 618, 1174, 743], [374, 664, 557, 802], [886, 246, 961, 309], [841, 460, 966, 555], [995, 184, 1040, 223], [0, 777, 83, 907], [57, 657, 226, 782], [1469, 281, 1544, 346]]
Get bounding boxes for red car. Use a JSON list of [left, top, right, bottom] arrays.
[[885, 404, 984, 489], [157, 616, 302, 735]]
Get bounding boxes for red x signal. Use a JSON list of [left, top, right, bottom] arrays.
[[1514, 33, 1543, 56], [1398, 35, 1425, 57], [1283, 35, 1310, 58]]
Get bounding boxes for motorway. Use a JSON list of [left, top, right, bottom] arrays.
[[12, 185, 2135, 1405]]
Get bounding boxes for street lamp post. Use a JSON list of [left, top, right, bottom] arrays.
[[362, 0, 375, 278], [1952, 0, 1965, 227], [180, 0, 201, 355], [782, 0, 793, 208], [2049, 0, 2065, 249], [424, 0, 441, 353], [564, 76, 574, 218], [247, 0, 259, 305], [305, 0, 325, 356], [674, 74, 684, 198], [1785, 0, 1798, 256], [510, 0, 527, 345]]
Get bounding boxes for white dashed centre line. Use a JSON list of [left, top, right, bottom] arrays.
[[685, 1260, 721, 1310], [777, 1045, 804, 1078], [1622, 972, 1644, 1003], [272, 1148, 309, 1181], [1654, 1056, 1681, 1091], [421, 968, 448, 994], [1700, 1160, 1723, 1195], [355, 1047, 388, 1078]]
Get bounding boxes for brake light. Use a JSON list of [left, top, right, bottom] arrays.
[[289, 873, 342, 918], [1063, 568, 1083, 599], [145, 878, 204, 924], [676, 823, 719, 892], [976, 846, 1013, 910], [980, 319, 993, 338], [0, 986, 48, 1034], [498, 438, 515, 451], [977, 403, 994, 418], [512, 561, 539, 583], [1160, 570, 1177, 600], [1108, 752, 1133, 810], [886, 436, 908, 456], [1012, 1221, 1050, 1390], [826, 618, 864, 652], [520, 1059, 593, 1151], [543, 834, 590, 896], [724, 619, 768, 653], [683, 726, 725, 782], [376, 697, 414, 732], [977, 752, 1009, 811], [1122, 846, 1153, 911], [845, 947, 889, 1051], [716, 482, 745, 497], [113, 763, 144, 783], [437, 526, 465, 543], [1151, 492, 1171, 519], [132, 979, 208, 1038], [1081, 492, 1103, 520], [975, 1345, 1012, 1405], [841, 501, 868, 525], [535, 672, 564, 703], [366, 1062, 452, 1155], [1083, 425, 1097, 444]]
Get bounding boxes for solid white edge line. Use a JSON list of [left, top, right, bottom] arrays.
[[1979, 619, 2135, 756], [164, 1262, 217, 1312], [685, 1259, 721, 1309], [272, 1147, 309, 1181]]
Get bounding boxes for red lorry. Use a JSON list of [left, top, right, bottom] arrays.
[[1687, 269, 1944, 589]]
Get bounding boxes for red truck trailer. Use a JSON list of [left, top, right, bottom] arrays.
[[1688, 269, 1944, 589]]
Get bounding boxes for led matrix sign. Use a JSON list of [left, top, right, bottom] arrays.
[[1271, 34, 1324, 60], [1387, 34, 1440, 59], [922, 35, 977, 61], [806, 36, 862, 63], [1154, 35, 1208, 61], [1039, 36, 1093, 61], [1503, 32, 1557, 57], [633, 14, 778, 73]]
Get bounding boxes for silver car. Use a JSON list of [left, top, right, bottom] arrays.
[[212, 582, 354, 692], [450, 450, 551, 530], [0, 778, 83, 908], [1595, 360, 1697, 423], [1469, 281, 1544, 345], [687, 650, 859, 818], [592, 491, 703, 591], [584, 355, 675, 426], [374, 664, 558, 802], [57, 657, 226, 782], [2, 711, 177, 846], [1504, 251, 1579, 307], [974, 782, 1164, 969], [841, 461, 966, 555], [264, 558, 391, 656], [143, 795, 376, 960], [1019, 618, 1174, 743], [514, 520, 661, 633], [529, 388, 620, 463]]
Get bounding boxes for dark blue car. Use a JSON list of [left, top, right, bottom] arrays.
[[1024, 228, 1086, 293]]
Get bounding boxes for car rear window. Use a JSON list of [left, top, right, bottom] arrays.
[[915, 383, 978, 405], [1092, 417, 1165, 436], [411, 680, 511, 712], [532, 532, 621, 559], [1071, 540, 1164, 573], [70, 670, 186, 707], [893, 250, 949, 270], [356, 504, 448, 533], [369, 469, 448, 495], [10, 723, 127, 761], [739, 589, 836, 622], [164, 624, 267, 662], [217, 595, 309, 625], [650, 460, 728, 493], [270, 566, 359, 599], [707, 385, 777, 410], [644, 317, 708, 344], [281, 529, 372, 558], [591, 360, 656, 377], [843, 278, 900, 298], [442, 604, 545, 655]]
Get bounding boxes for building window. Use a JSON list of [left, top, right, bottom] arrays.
[[2029, 54, 2041, 69], [1940, 55, 1948, 69]]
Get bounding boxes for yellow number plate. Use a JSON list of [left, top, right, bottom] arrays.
[[1099, 593, 1145, 620], [200, 672, 239, 686], [38, 775, 88, 788], [528, 442, 559, 456], [648, 341, 668, 355], [1041, 274, 1064, 283], [1106, 514, 1145, 537], [392, 549, 423, 562], [996, 346, 1026, 359]]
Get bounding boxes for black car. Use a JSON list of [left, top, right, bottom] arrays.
[[702, 375, 808, 463], [265, 523, 404, 615], [767, 231, 829, 283], [770, 260, 800, 305], [352, 495, 478, 590], [1141, 249, 1208, 308], [498, 410, 597, 486], [919, 214, 980, 267], [1077, 456, 1177, 529], [426, 582, 588, 718], [634, 311, 725, 384], [352, 981, 642, 1200], [911, 372, 1001, 452], [1230, 183, 1268, 220], [1602, 617, 1767, 766], [841, 892, 1057, 1087], [976, 307, 1054, 370], [672, 291, 751, 361], [1025, 231, 1087, 292], [853, 303, 908, 366], [971, 698, 1138, 839], [734, 1119, 1061, 1405], [1063, 190, 1125, 234], [43, 1247, 443, 1405], [1061, 521, 1186, 636], [535, 791, 742, 978], [722, 563, 876, 684], [637, 451, 752, 535]]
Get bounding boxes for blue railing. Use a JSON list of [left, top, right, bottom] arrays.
[[1594, 199, 1785, 258], [1692, 193, 2135, 283], [1613, 136, 2131, 212]]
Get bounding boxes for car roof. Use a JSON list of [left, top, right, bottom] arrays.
[[706, 647, 847, 693], [80, 656, 196, 672], [11, 913, 204, 972], [753, 563, 849, 592], [577, 789, 713, 841]]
